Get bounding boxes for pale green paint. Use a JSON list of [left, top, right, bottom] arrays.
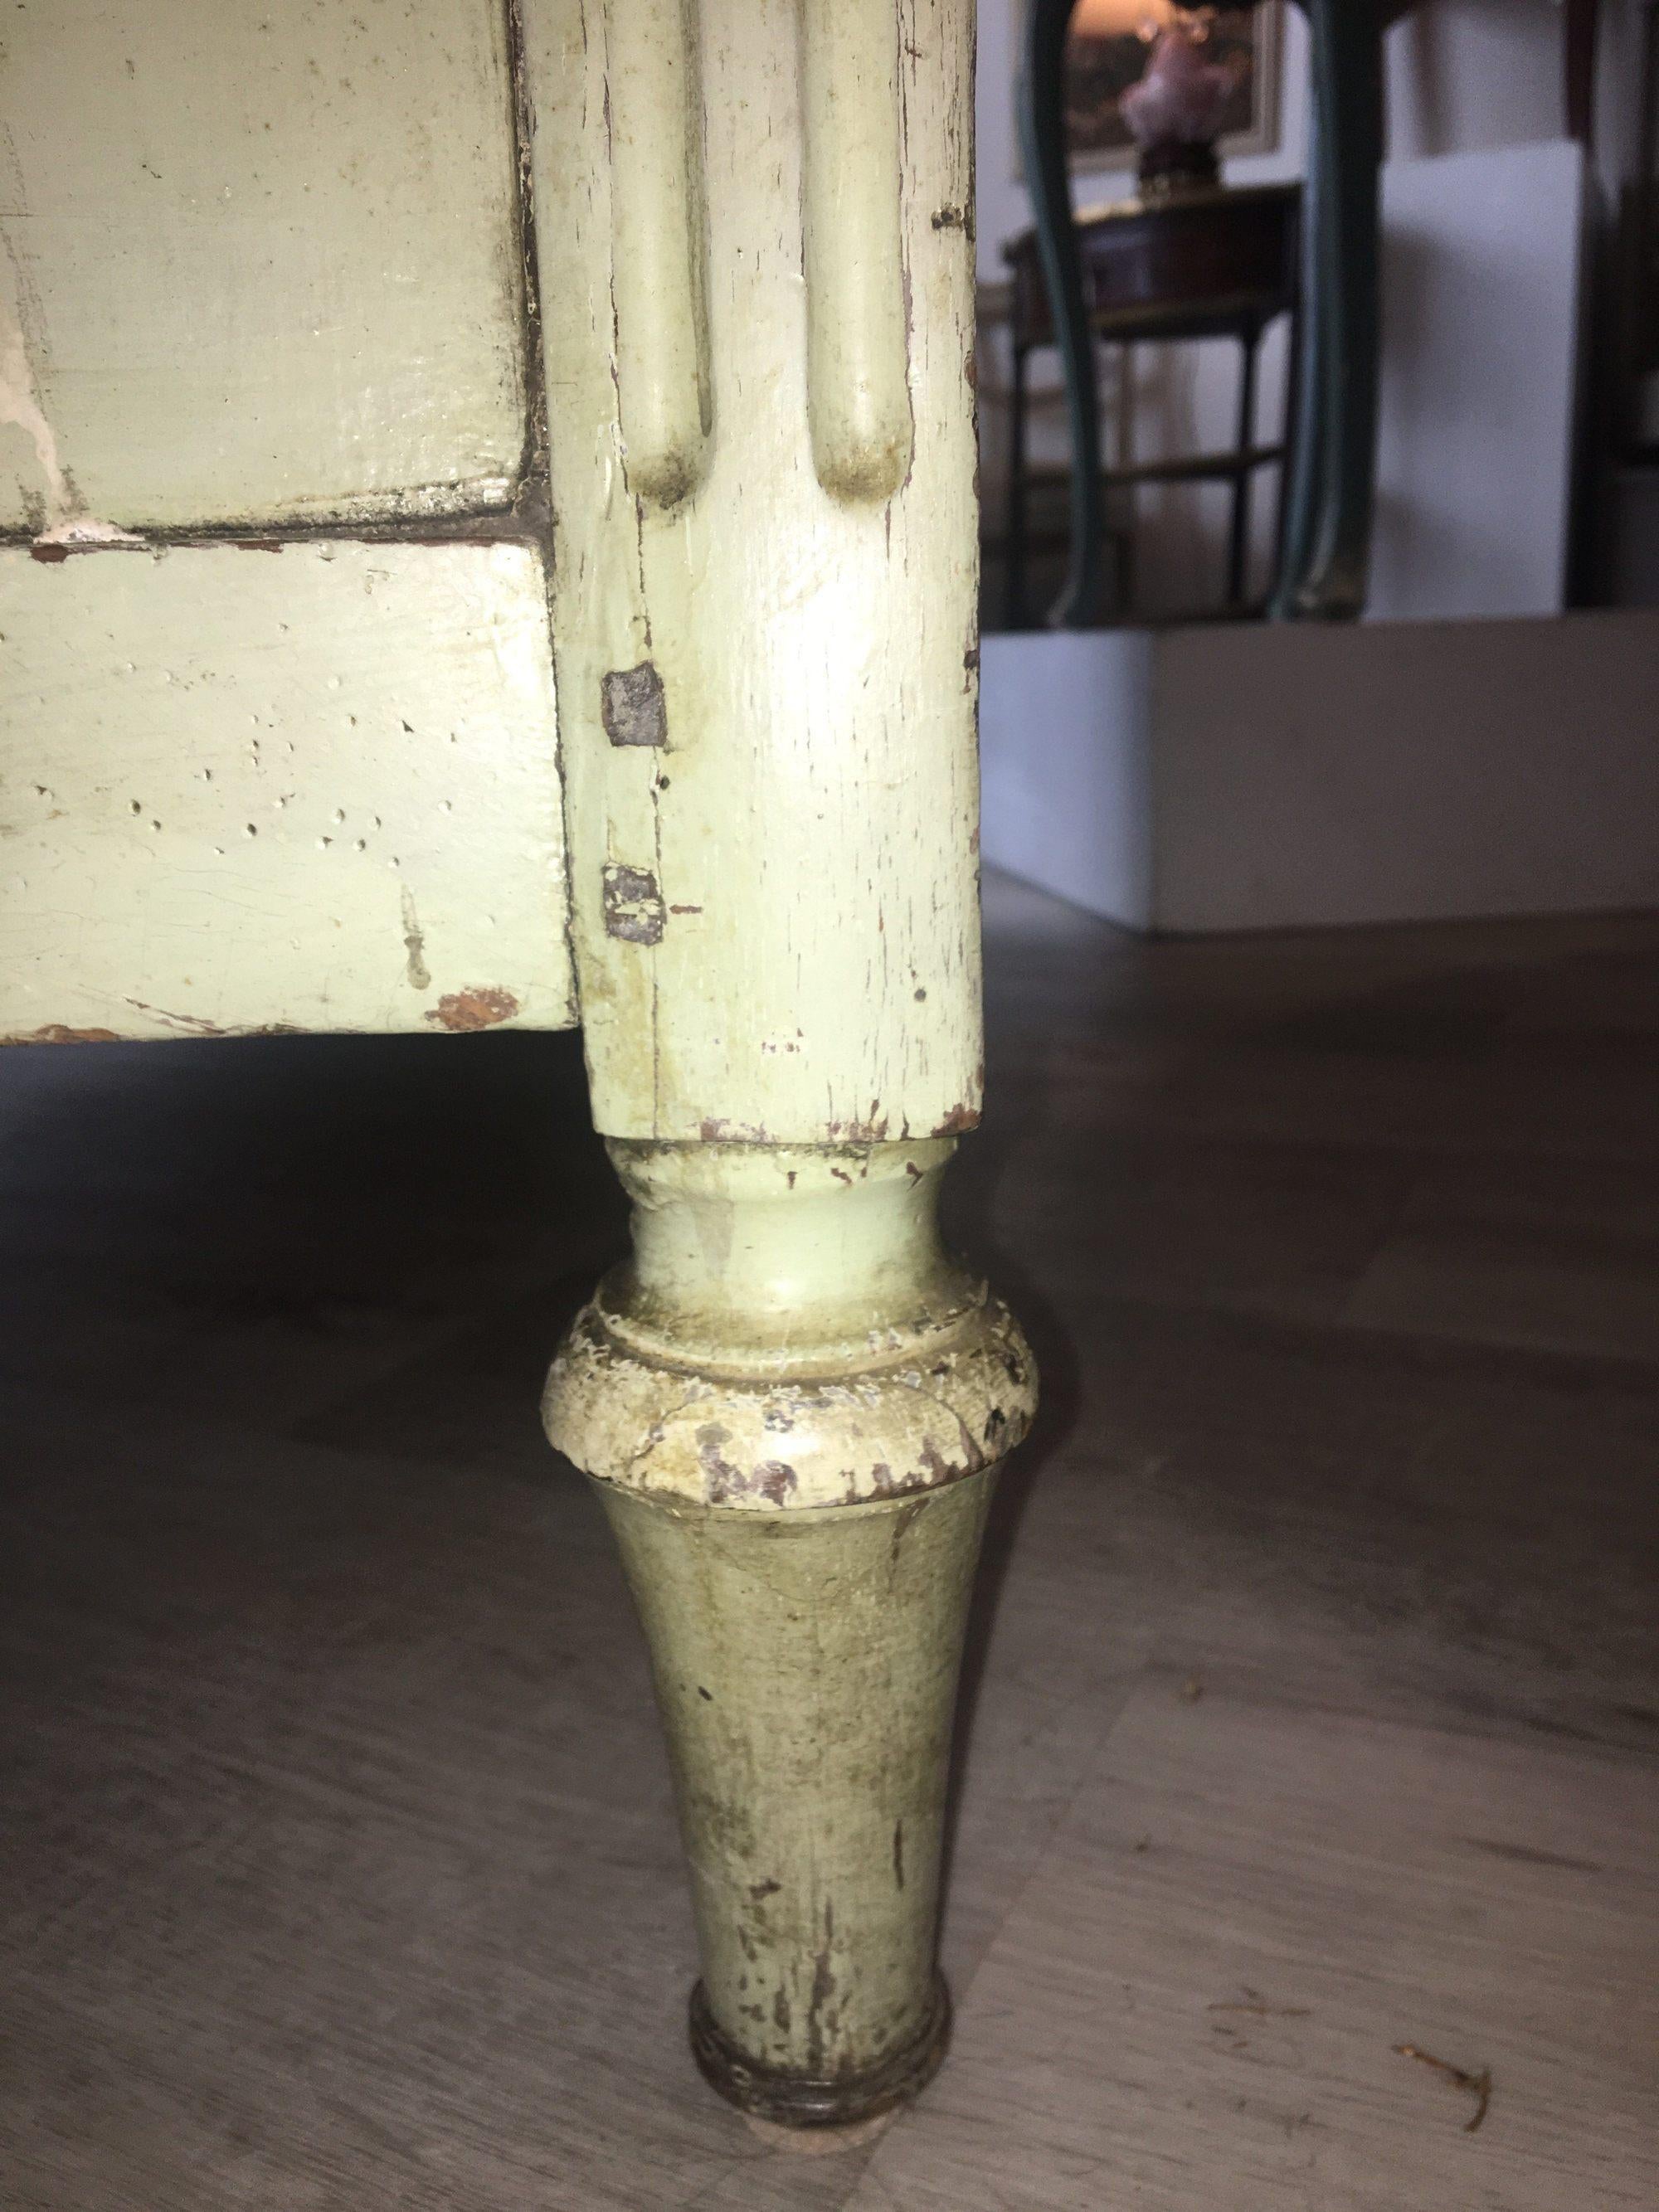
[[1, 0, 1028, 2130], [0, 1, 528, 532], [800, 0, 915, 503], [545, 1137, 1035, 1512], [544, 1127, 1035, 2117], [599, 1468, 995, 2103], [0, 542, 575, 1040], [534, 0, 1030, 2123], [602, 0, 713, 510], [526, 0, 984, 1145]]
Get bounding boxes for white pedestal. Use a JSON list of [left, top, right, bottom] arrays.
[[980, 615, 1659, 933]]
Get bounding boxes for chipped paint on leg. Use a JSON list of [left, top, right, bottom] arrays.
[[601, 863, 667, 945], [424, 986, 520, 1032], [601, 661, 669, 747]]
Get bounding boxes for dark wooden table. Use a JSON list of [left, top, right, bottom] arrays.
[[1001, 181, 1301, 627]]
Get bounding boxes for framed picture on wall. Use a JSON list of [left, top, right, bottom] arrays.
[[1021, 1, 1284, 176]]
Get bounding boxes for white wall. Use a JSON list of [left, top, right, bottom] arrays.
[[1386, 0, 1566, 160], [980, 629, 1155, 926], [1369, 137, 1584, 621]]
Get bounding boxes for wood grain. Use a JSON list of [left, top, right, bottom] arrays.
[[853, 1679, 1659, 2209]]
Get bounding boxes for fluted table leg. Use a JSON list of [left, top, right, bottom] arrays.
[[525, 0, 1034, 2125]]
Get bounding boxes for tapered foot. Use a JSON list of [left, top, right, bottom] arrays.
[[545, 1140, 1034, 2124]]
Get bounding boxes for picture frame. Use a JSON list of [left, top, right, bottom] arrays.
[[1016, 1, 1285, 178]]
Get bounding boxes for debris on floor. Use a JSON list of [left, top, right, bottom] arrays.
[[1393, 2041, 1493, 2132]]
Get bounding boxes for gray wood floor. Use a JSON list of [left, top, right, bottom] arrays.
[[3, 876, 1656, 2210]]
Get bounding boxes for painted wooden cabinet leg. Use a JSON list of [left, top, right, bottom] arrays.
[[528, 0, 1021, 2126], [544, 1139, 1035, 2125], [600, 1476, 992, 2125]]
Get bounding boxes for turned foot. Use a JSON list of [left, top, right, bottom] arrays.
[[544, 1140, 1034, 2123]]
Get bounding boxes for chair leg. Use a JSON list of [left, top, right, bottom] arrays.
[[1019, 0, 1107, 626], [1272, 299, 1303, 596], [1228, 330, 1260, 610], [1005, 342, 1032, 630], [1271, 0, 1384, 619]]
